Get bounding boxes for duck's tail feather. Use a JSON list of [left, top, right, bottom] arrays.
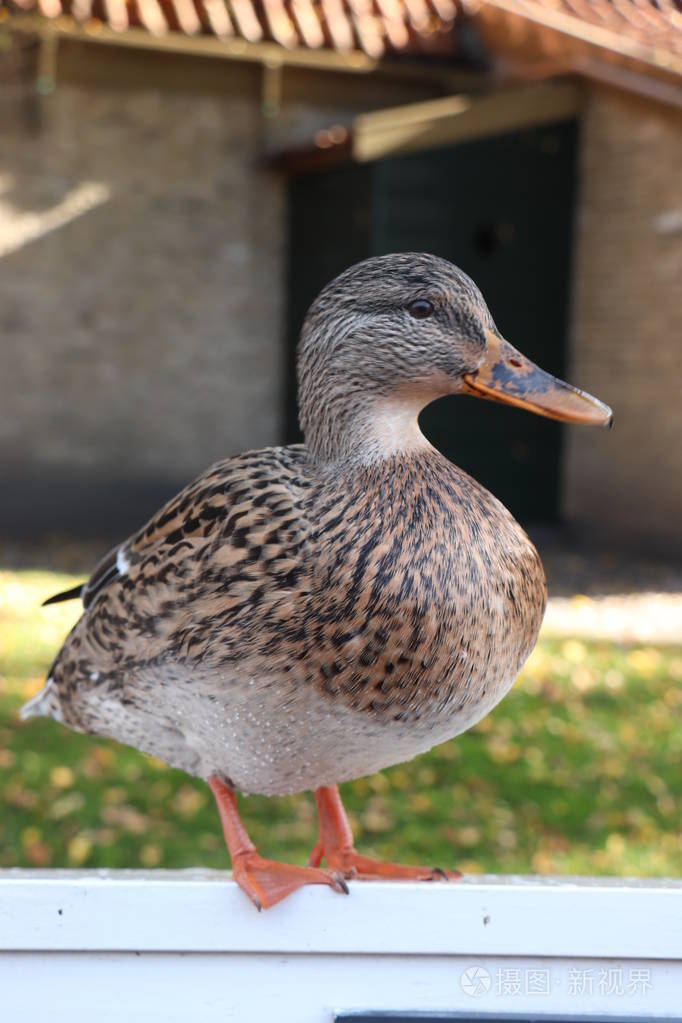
[[20, 677, 64, 722], [42, 584, 84, 607]]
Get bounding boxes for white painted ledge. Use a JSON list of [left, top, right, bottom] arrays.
[[1, 871, 680, 957], [1, 871, 681, 1022]]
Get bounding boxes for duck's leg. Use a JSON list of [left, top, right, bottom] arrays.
[[208, 776, 349, 910], [309, 784, 460, 881]]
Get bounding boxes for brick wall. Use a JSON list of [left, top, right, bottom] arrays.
[[564, 87, 682, 554], [0, 85, 287, 537], [3, 64, 679, 554], [0, 43, 442, 542]]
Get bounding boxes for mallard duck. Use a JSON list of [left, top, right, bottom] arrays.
[[23, 253, 612, 910]]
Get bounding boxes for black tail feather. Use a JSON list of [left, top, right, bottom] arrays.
[[42, 584, 84, 606]]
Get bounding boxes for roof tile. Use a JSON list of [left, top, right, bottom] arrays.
[[226, 0, 262, 39], [2, 0, 679, 73], [201, 0, 234, 36], [318, 0, 356, 49], [290, 0, 326, 47], [133, 0, 168, 34]]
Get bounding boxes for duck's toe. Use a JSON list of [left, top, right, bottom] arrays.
[[232, 851, 349, 910], [311, 785, 461, 883], [323, 849, 461, 882]]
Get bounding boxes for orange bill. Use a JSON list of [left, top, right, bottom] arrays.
[[463, 330, 613, 427]]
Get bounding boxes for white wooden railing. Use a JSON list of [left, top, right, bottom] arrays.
[[1, 872, 680, 1022]]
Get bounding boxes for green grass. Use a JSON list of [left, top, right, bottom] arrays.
[[1, 569, 680, 876]]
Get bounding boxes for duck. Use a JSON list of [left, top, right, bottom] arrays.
[[23, 252, 612, 910]]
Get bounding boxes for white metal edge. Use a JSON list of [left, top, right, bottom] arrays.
[[0, 871, 680, 957]]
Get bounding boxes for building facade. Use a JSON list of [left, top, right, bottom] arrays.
[[0, 2, 680, 550]]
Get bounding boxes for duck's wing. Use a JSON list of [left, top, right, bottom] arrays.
[[42, 446, 310, 612], [40, 466, 220, 610], [43, 539, 129, 608], [28, 445, 315, 731]]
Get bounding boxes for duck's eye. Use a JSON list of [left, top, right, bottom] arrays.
[[407, 299, 434, 320]]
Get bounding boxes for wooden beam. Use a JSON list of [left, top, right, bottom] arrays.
[[2, 14, 478, 90], [352, 80, 581, 161], [3, 15, 379, 72], [513, 55, 682, 113]]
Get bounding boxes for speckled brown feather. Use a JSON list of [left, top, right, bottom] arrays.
[[35, 444, 545, 794], [27, 253, 548, 797]]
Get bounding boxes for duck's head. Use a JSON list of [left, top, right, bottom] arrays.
[[298, 252, 612, 463]]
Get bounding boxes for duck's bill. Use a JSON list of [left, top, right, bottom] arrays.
[[462, 330, 613, 427]]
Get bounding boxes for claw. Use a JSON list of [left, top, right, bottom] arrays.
[[431, 866, 460, 880], [334, 873, 350, 895]]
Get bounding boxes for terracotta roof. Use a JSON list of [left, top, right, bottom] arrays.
[[474, 1, 681, 56], [1, 0, 679, 73], [468, 0, 682, 76], [1, 0, 459, 57]]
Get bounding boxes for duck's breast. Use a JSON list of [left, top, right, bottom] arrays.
[[297, 452, 547, 738]]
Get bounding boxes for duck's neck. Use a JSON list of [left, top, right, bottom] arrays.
[[303, 393, 433, 466]]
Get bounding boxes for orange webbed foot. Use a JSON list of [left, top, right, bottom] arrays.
[[315, 847, 460, 882], [311, 785, 461, 883], [208, 774, 349, 910], [233, 851, 349, 910]]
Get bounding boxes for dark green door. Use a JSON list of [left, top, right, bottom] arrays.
[[286, 120, 578, 524], [284, 164, 374, 441]]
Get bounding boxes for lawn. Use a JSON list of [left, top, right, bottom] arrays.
[[1, 569, 680, 877]]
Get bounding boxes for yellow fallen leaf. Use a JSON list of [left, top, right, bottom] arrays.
[[50, 766, 75, 788], [67, 833, 92, 866], [21, 826, 42, 847], [562, 639, 587, 664], [627, 648, 661, 678], [605, 832, 626, 857], [458, 826, 481, 847], [140, 843, 162, 867]]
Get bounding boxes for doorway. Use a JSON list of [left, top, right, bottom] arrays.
[[285, 119, 578, 524]]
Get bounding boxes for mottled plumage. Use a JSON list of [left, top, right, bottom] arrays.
[[25, 253, 611, 908]]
